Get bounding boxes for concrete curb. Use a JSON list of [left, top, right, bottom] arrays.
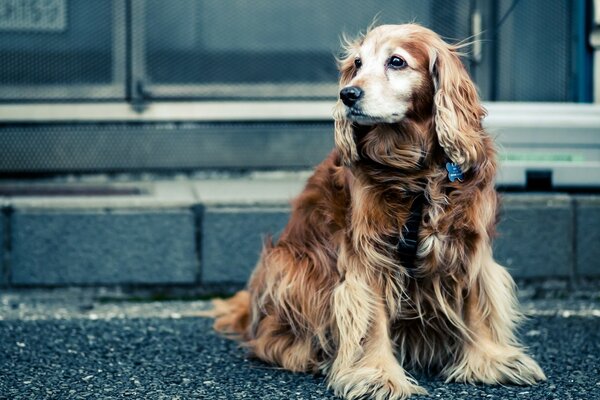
[[0, 177, 598, 288]]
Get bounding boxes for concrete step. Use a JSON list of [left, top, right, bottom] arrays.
[[0, 174, 598, 288]]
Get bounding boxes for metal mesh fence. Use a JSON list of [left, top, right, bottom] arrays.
[[0, 122, 336, 173], [140, 0, 470, 99], [0, 0, 579, 102], [0, 0, 587, 174], [0, 0, 125, 100], [495, 0, 572, 101]]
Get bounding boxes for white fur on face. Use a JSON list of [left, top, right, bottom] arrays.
[[343, 38, 423, 125]]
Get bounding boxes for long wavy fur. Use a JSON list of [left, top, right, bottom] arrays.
[[210, 23, 545, 400]]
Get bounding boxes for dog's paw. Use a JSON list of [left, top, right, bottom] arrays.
[[444, 346, 546, 386], [329, 367, 427, 400]]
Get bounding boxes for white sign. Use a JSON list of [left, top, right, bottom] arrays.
[[0, 0, 66, 32]]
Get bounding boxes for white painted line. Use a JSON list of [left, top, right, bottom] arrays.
[[524, 309, 600, 318]]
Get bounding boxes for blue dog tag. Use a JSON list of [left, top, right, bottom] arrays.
[[446, 162, 464, 182]]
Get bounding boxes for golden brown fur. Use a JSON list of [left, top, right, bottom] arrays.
[[210, 24, 545, 399]]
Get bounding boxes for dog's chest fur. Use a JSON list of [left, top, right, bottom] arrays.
[[348, 168, 469, 341]]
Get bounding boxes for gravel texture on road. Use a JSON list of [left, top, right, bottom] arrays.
[[1, 307, 599, 400]]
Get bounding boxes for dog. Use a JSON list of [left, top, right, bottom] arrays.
[[210, 23, 546, 399]]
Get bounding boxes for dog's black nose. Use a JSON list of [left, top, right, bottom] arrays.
[[340, 86, 363, 107]]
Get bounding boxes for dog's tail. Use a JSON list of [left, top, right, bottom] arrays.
[[199, 290, 251, 339], [200, 239, 275, 339]]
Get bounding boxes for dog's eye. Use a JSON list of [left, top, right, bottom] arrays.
[[388, 56, 407, 69], [354, 58, 362, 69]]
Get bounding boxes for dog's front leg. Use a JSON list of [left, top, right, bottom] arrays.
[[327, 243, 426, 400], [443, 246, 546, 385]]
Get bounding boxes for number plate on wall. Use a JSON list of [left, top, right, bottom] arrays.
[[0, 0, 66, 31]]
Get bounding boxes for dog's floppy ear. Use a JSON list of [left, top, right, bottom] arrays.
[[333, 40, 361, 165], [430, 45, 486, 172]]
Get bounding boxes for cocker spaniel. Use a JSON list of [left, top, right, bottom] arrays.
[[210, 23, 545, 399]]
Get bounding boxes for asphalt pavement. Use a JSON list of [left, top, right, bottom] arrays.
[[1, 293, 599, 400]]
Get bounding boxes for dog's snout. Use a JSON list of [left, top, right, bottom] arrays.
[[340, 86, 363, 107]]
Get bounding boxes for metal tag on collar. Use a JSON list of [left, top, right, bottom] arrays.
[[446, 162, 464, 182]]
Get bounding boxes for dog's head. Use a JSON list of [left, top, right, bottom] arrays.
[[333, 24, 486, 172]]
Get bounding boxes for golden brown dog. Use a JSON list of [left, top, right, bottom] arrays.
[[211, 24, 545, 399]]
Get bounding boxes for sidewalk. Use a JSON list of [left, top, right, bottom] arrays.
[[1, 290, 599, 400]]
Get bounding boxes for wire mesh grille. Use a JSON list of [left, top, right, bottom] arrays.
[[0, 122, 335, 173], [0, 0, 125, 100], [0, 0, 578, 102], [142, 0, 471, 99], [0, 0, 584, 174], [495, 0, 571, 101]]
